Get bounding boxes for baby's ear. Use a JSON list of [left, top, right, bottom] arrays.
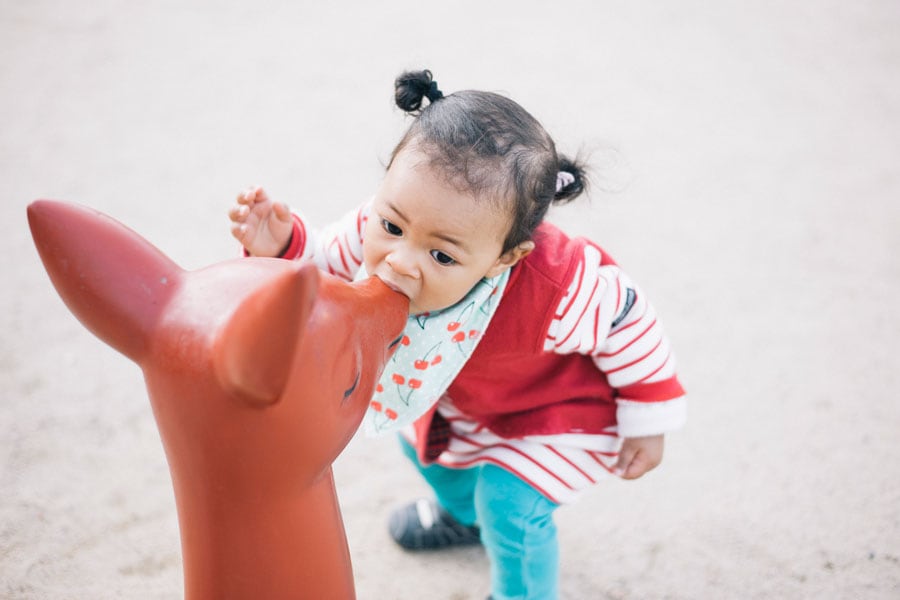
[[486, 241, 534, 278]]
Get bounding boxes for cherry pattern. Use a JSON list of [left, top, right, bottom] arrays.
[[366, 273, 509, 434]]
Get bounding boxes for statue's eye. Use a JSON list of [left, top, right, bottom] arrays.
[[343, 371, 360, 401]]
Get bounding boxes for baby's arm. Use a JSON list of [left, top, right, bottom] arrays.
[[545, 242, 686, 480], [228, 186, 294, 257]]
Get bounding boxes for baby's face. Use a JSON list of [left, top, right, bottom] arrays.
[[364, 148, 517, 315]]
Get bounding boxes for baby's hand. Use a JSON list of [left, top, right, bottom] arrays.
[[614, 435, 664, 480], [228, 186, 294, 257]]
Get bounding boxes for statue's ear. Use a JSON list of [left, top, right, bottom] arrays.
[[28, 200, 181, 364], [214, 262, 319, 407]]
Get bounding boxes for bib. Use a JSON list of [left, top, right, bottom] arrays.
[[361, 269, 510, 435]]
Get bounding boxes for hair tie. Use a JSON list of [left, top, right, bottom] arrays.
[[556, 171, 575, 193]]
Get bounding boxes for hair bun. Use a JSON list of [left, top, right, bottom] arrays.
[[394, 69, 443, 114], [553, 154, 588, 203]]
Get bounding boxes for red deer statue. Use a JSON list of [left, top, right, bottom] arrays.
[[27, 200, 409, 599]]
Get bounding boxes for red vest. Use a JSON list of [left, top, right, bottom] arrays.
[[412, 223, 623, 458]]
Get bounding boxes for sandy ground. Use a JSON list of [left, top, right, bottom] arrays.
[[2, 1, 899, 598]]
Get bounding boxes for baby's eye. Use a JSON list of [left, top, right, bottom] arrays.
[[430, 250, 456, 266], [382, 219, 402, 236]]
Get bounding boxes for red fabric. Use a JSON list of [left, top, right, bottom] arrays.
[[279, 214, 306, 260], [411, 223, 682, 463], [617, 377, 685, 403]]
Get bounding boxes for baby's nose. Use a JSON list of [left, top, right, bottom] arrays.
[[385, 248, 419, 278]]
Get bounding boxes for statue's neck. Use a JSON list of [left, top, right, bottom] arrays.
[[177, 468, 356, 599]]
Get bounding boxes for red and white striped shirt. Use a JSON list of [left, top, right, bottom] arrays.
[[283, 202, 686, 504]]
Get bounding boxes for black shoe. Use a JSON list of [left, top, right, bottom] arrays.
[[388, 498, 481, 550]]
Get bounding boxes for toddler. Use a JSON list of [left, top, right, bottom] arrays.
[[229, 69, 686, 600]]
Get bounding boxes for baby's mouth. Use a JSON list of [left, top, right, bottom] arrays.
[[374, 273, 409, 299]]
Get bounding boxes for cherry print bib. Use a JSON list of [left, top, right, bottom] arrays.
[[360, 269, 510, 435]]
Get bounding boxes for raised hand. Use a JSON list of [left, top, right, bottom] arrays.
[[228, 186, 294, 257]]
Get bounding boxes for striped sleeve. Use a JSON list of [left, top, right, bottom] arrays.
[[281, 201, 370, 282], [543, 243, 686, 437]]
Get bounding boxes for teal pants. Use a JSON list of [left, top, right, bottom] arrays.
[[399, 438, 559, 600]]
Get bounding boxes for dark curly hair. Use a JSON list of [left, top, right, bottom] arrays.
[[390, 69, 589, 254]]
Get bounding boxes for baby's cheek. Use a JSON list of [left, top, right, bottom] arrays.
[[361, 244, 378, 273]]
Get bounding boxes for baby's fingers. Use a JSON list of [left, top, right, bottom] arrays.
[[613, 446, 637, 479], [228, 203, 251, 223], [230, 221, 248, 242], [236, 185, 264, 207], [271, 201, 293, 223], [618, 452, 652, 480], [614, 436, 664, 480]]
